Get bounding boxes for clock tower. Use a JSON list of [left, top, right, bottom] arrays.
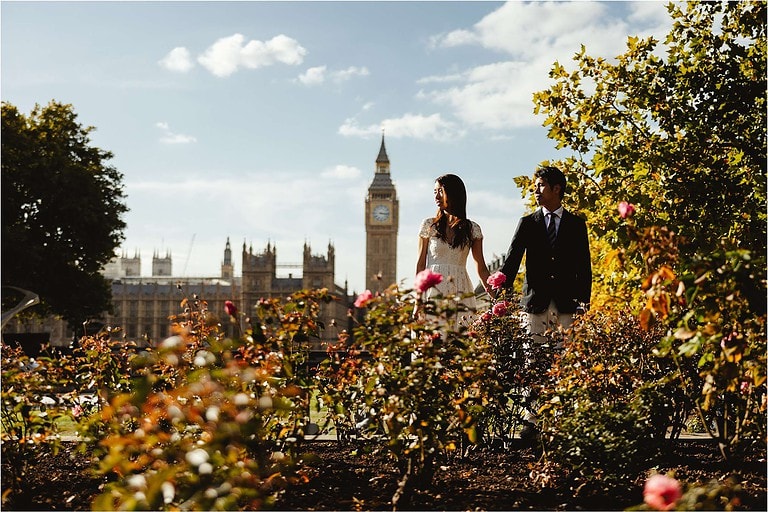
[[365, 135, 399, 292]]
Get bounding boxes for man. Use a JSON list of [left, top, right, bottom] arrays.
[[499, 166, 591, 441], [500, 165, 592, 337]]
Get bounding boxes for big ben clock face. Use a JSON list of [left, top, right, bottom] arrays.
[[372, 205, 390, 222]]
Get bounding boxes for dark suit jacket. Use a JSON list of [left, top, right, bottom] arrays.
[[500, 208, 591, 314]]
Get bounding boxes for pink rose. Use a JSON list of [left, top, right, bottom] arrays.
[[740, 381, 750, 394], [492, 301, 508, 316], [720, 331, 740, 350], [354, 290, 374, 308], [486, 271, 507, 291], [472, 311, 493, 327], [414, 269, 443, 293], [618, 201, 636, 219], [224, 300, 237, 317], [643, 474, 682, 511]]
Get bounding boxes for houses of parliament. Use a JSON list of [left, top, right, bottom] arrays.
[[3, 138, 400, 351]]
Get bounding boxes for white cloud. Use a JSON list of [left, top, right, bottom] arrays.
[[337, 118, 376, 138], [298, 65, 327, 85], [428, 29, 478, 49], [298, 65, 369, 86], [418, 60, 542, 129], [197, 34, 243, 77], [321, 165, 361, 179], [160, 133, 198, 144], [332, 66, 369, 83], [339, 113, 464, 141], [442, 1, 618, 59], [628, 1, 673, 26], [416, 73, 464, 85], [155, 121, 197, 144], [418, 0, 672, 130], [382, 113, 463, 141], [159, 47, 194, 72], [197, 33, 307, 77], [241, 34, 307, 67]]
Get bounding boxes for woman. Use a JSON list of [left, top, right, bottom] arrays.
[[416, 174, 492, 326]]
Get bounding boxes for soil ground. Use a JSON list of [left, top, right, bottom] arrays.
[[2, 439, 765, 511]]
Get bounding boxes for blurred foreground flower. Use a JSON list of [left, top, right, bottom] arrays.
[[224, 300, 237, 317], [415, 269, 443, 293], [643, 474, 682, 510], [354, 290, 374, 308], [618, 201, 636, 219]]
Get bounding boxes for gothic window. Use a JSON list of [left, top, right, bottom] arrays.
[[158, 301, 169, 319]]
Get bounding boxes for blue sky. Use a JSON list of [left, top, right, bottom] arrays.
[[1, 1, 673, 293]]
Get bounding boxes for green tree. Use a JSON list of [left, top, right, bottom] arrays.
[[2, 100, 128, 332], [530, 0, 766, 310]]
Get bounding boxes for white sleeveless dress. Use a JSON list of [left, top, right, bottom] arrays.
[[419, 218, 483, 324]]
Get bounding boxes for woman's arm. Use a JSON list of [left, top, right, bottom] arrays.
[[471, 237, 492, 295], [416, 236, 429, 274]]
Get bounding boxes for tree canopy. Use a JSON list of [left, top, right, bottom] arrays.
[[529, 0, 766, 317], [2, 100, 128, 331]]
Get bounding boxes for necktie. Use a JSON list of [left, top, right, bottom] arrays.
[[547, 212, 557, 246]]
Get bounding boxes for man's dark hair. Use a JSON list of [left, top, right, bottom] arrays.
[[535, 166, 566, 199]]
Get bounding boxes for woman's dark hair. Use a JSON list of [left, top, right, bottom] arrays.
[[432, 173, 473, 248]]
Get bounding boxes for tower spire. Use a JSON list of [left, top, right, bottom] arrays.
[[376, 131, 389, 165]]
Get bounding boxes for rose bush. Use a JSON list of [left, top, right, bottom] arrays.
[[85, 290, 331, 510], [316, 280, 501, 507]]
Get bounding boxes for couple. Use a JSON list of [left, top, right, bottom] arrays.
[[415, 167, 592, 335]]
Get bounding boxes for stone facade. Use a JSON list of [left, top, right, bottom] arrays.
[[101, 240, 354, 351], [104, 276, 237, 345]]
